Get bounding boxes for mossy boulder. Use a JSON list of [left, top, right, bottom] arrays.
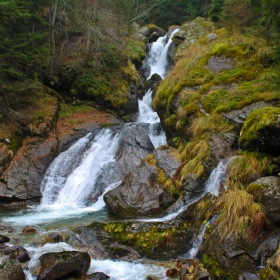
[[83, 220, 194, 260], [239, 107, 280, 155], [247, 176, 280, 226]]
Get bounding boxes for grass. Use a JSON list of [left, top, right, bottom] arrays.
[[214, 189, 265, 241], [239, 107, 280, 144], [59, 104, 92, 118], [189, 114, 234, 139], [226, 152, 273, 188]]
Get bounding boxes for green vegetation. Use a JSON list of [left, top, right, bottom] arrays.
[[239, 107, 280, 145]]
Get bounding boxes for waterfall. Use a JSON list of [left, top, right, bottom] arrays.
[[137, 89, 166, 148], [186, 221, 210, 259], [147, 28, 179, 79], [204, 158, 233, 197], [41, 128, 120, 206]]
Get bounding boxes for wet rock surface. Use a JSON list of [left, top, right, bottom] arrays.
[[247, 176, 280, 226], [37, 251, 91, 280], [0, 260, 26, 280]]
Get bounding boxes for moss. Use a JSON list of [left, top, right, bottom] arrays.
[[247, 183, 265, 202], [259, 267, 280, 280], [125, 39, 146, 65], [239, 107, 280, 144], [100, 221, 190, 257], [202, 253, 234, 280], [59, 104, 92, 118], [6, 130, 23, 155]]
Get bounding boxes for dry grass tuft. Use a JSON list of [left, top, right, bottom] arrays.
[[248, 211, 271, 243], [226, 153, 272, 188], [215, 189, 265, 241]]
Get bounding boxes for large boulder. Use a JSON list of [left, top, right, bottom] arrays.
[[3, 246, 30, 263], [0, 261, 26, 280], [247, 176, 280, 226], [239, 107, 280, 155], [104, 132, 180, 217], [104, 162, 174, 217], [37, 251, 90, 280], [0, 134, 58, 201]]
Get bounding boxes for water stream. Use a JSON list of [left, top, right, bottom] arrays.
[[0, 28, 232, 279]]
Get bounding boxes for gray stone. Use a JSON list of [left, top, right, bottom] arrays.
[[37, 251, 90, 280], [223, 101, 272, 125], [208, 55, 235, 73], [247, 176, 280, 226]]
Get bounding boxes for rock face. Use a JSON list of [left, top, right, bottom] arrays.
[[239, 107, 280, 155], [104, 125, 178, 217], [1, 135, 57, 200], [0, 261, 26, 280], [223, 101, 272, 126], [247, 176, 280, 226], [207, 55, 235, 73], [37, 251, 90, 280], [172, 17, 214, 60]]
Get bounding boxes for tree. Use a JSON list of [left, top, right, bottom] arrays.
[[0, 0, 47, 80]]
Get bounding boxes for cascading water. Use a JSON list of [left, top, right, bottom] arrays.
[[41, 128, 120, 206], [147, 28, 179, 79], [204, 157, 234, 197], [137, 28, 179, 148], [0, 26, 235, 280]]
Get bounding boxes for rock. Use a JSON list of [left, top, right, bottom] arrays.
[[1, 134, 58, 200], [22, 226, 37, 234], [88, 272, 110, 279], [223, 101, 272, 126], [104, 162, 174, 217], [247, 176, 280, 226], [3, 246, 30, 262], [0, 143, 11, 176], [239, 107, 280, 155], [37, 251, 90, 280], [149, 30, 166, 43], [0, 261, 26, 280], [82, 220, 194, 260], [153, 147, 181, 178], [0, 234, 10, 243], [207, 33, 218, 42], [238, 272, 259, 280], [138, 25, 166, 39], [207, 55, 235, 73], [173, 17, 214, 60]]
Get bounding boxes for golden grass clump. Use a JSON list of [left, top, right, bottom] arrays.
[[215, 189, 265, 241], [189, 114, 234, 140], [179, 140, 210, 178], [267, 245, 280, 273], [226, 153, 272, 188]]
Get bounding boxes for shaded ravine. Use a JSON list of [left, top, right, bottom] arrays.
[[0, 27, 234, 279]]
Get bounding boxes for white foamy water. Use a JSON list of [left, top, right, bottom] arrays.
[[205, 158, 233, 197], [137, 89, 167, 148], [186, 221, 210, 258], [25, 242, 77, 280], [41, 129, 120, 206], [89, 260, 168, 280], [24, 242, 168, 280], [147, 28, 179, 79], [3, 181, 121, 226]]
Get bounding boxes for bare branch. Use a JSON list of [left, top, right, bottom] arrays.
[[129, 0, 169, 22]]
